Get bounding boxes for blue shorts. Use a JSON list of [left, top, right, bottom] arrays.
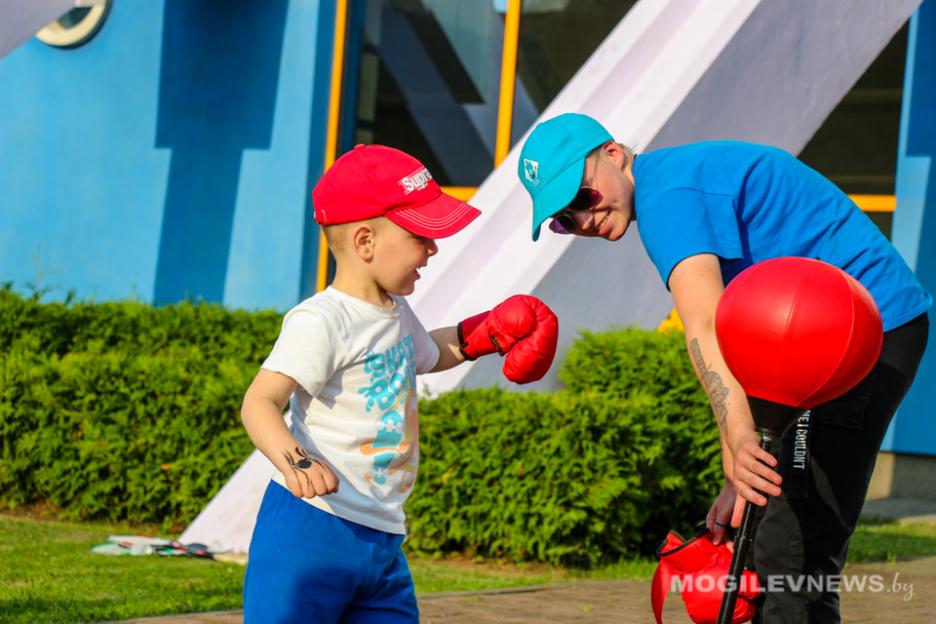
[[243, 481, 418, 624]]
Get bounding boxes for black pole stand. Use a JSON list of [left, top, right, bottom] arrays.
[[715, 399, 806, 624], [715, 431, 773, 624]]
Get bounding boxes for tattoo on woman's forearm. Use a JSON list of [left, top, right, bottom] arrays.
[[689, 339, 730, 431]]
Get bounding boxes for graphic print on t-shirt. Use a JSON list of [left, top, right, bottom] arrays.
[[358, 335, 418, 493]]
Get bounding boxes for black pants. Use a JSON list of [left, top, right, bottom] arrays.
[[752, 312, 929, 624]]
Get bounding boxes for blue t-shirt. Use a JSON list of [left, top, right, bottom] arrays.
[[633, 141, 931, 331]]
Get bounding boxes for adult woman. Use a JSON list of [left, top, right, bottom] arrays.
[[518, 112, 930, 622]]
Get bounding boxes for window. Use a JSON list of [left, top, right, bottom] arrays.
[[353, 0, 505, 186]]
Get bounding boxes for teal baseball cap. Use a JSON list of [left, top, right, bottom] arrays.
[[518, 113, 613, 241]]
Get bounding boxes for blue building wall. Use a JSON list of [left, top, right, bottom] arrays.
[[0, 0, 335, 310], [886, 2, 936, 456]]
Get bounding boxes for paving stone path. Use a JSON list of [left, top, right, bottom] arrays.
[[115, 556, 936, 624]]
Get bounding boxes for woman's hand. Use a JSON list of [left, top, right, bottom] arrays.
[[706, 481, 745, 545], [729, 428, 782, 507]]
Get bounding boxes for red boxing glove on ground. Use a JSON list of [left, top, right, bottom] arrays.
[[457, 295, 559, 384], [651, 530, 761, 624]]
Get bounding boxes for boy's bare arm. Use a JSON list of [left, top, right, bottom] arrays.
[[241, 369, 339, 498], [428, 326, 466, 373]]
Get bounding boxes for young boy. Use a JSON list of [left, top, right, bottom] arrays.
[[240, 144, 558, 623]]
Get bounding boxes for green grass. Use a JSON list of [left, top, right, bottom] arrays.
[[1, 513, 934, 623], [848, 518, 936, 564], [0, 514, 244, 624]]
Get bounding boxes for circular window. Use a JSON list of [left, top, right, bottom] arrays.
[[36, 0, 112, 49]]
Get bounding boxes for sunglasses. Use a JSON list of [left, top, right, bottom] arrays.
[[549, 187, 602, 235]]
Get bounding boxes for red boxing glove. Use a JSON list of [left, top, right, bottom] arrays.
[[457, 295, 559, 384], [651, 530, 761, 624]]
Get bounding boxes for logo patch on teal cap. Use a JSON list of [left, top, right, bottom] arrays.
[[522, 158, 539, 186]]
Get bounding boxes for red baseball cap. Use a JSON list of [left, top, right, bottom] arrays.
[[313, 144, 481, 238]]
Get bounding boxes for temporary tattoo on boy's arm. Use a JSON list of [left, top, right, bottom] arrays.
[[283, 447, 320, 475], [689, 338, 730, 432]]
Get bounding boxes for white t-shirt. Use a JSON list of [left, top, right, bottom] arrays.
[[262, 287, 440, 534]]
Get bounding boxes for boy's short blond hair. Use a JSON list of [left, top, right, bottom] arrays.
[[323, 218, 386, 255]]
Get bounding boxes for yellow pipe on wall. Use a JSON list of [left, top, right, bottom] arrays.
[[317, 0, 350, 293], [494, 0, 522, 167], [850, 194, 896, 213]]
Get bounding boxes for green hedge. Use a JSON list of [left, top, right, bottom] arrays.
[[410, 329, 721, 566], [0, 344, 256, 529], [0, 289, 721, 565], [0, 286, 281, 362], [0, 286, 277, 530]]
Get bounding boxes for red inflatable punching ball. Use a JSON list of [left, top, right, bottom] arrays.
[[715, 258, 883, 410]]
